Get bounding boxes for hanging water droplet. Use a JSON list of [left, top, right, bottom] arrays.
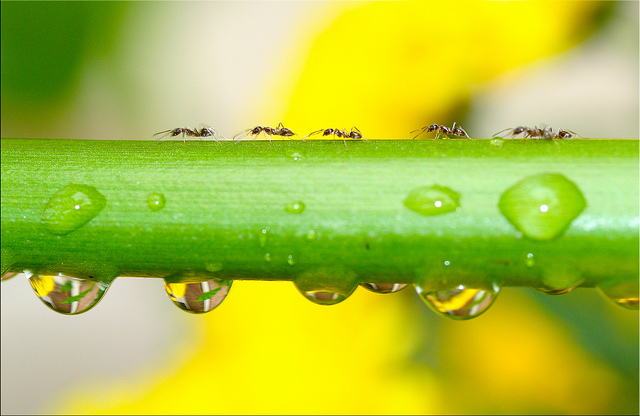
[[164, 277, 232, 314], [42, 184, 107, 235], [490, 138, 504, 147], [294, 267, 358, 305], [498, 173, 586, 241], [596, 279, 639, 310], [147, 192, 166, 212], [287, 254, 296, 266], [415, 283, 500, 320], [29, 273, 110, 315], [525, 253, 535, 268], [259, 228, 269, 247], [360, 283, 407, 294], [404, 185, 461, 217], [534, 264, 583, 295], [285, 201, 306, 214], [2, 271, 18, 281]]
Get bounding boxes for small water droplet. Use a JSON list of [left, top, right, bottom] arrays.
[[534, 265, 583, 295], [29, 273, 110, 315], [290, 152, 303, 161], [164, 277, 232, 314], [498, 173, 586, 241], [264, 253, 272, 262], [415, 283, 500, 320], [42, 184, 107, 235], [205, 262, 223, 272], [404, 185, 461, 217], [305, 229, 317, 241], [147, 192, 166, 212], [294, 267, 358, 305], [360, 283, 407, 294], [285, 201, 306, 214], [1, 271, 17, 280], [259, 228, 269, 247], [490, 138, 504, 147], [525, 253, 535, 268], [596, 279, 639, 310], [444, 260, 451, 266], [287, 254, 295, 266]]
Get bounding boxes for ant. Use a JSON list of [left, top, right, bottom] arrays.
[[154, 126, 222, 143], [304, 127, 364, 145], [234, 122, 297, 144], [493, 126, 579, 140], [411, 122, 470, 140]]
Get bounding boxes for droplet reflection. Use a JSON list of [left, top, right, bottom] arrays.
[[360, 283, 407, 294], [164, 278, 232, 314], [29, 273, 110, 315], [415, 283, 500, 320]]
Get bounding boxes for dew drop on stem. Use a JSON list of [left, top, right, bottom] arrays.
[[414, 283, 500, 320], [164, 277, 232, 314], [29, 272, 110, 315]]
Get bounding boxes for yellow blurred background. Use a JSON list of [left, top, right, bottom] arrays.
[[1, 1, 638, 414]]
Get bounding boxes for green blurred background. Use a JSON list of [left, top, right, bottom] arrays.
[[1, 1, 638, 414]]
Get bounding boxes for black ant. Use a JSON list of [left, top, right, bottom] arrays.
[[411, 122, 470, 140], [234, 122, 297, 144], [304, 127, 364, 145], [154, 126, 221, 143], [493, 126, 579, 140]]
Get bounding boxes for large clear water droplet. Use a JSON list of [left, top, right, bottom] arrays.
[[498, 173, 586, 240], [415, 283, 500, 320], [360, 283, 407, 294], [596, 279, 639, 310], [404, 185, 461, 217], [42, 184, 107, 235], [147, 192, 166, 212], [29, 273, 110, 315], [294, 267, 358, 305], [285, 201, 306, 214], [164, 277, 232, 314]]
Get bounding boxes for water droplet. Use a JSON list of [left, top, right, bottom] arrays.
[[415, 283, 500, 320], [290, 152, 303, 161], [259, 228, 269, 247], [294, 267, 358, 305], [42, 184, 107, 235], [596, 279, 639, 310], [534, 265, 583, 295], [444, 260, 451, 266], [305, 229, 317, 241], [2, 271, 17, 281], [498, 173, 586, 241], [147, 192, 166, 212], [29, 273, 110, 315], [205, 262, 223, 272], [164, 277, 232, 314], [490, 138, 504, 147], [525, 253, 535, 268], [264, 253, 272, 262], [404, 185, 461, 217], [287, 254, 296, 266], [285, 201, 306, 214], [360, 283, 407, 294]]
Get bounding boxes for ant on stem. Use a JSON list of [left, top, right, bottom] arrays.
[[154, 126, 222, 143], [411, 122, 470, 140], [234, 122, 297, 144]]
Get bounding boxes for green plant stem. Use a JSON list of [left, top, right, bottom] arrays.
[[1, 138, 638, 290]]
